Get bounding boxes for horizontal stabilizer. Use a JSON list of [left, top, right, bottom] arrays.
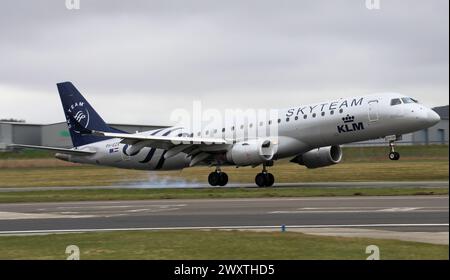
[[8, 144, 96, 156]]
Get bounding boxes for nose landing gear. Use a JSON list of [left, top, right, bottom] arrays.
[[255, 164, 275, 187], [389, 151, 400, 160], [387, 137, 400, 161], [208, 168, 229, 186]]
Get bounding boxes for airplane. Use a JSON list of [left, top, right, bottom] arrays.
[[10, 82, 441, 187]]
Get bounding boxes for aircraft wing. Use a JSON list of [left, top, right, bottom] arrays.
[[92, 131, 229, 145], [8, 144, 96, 156], [91, 130, 231, 165]]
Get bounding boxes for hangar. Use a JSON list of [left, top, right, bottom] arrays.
[[0, 106, 448, 151], [414, 105, 448, 144]]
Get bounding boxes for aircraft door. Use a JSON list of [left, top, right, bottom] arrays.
[[368, 100, 379, 122]]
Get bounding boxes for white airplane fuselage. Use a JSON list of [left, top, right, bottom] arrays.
[[62, 92, 440, 171]]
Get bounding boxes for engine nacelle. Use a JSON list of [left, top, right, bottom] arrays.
[[226, 139, 277, 166], [291, 145, 342, 169]]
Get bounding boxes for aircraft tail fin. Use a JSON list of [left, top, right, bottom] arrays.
[[57, 82, 125, 147]]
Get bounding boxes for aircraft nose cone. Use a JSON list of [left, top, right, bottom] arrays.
[[427, 110, 441, 125]]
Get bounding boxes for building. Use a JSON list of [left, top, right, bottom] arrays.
[[0, 122, 42, 150], [413, 105, 448, 145], [0, 106, 448, 151]]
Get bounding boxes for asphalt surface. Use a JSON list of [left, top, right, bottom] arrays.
[[0, 180, 448, 192], [0, 195, 447, 235]]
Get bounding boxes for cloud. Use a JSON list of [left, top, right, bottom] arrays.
[[0, 0, 448, 124]]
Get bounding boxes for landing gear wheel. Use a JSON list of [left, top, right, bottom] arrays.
[[255, 173, 266, 187], [389, 152, 400, 161], [387, 137, 400, 161], [255, 172, 275, 187], [218, 172, 229, 186], [265, 173, 275, 187], [388, 152, 395, 160], [208, 170, 229, 186], [255, 163, 276, 187], [208, 172, 220, 186]]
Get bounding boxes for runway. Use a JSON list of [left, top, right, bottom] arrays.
[[0, 180, 447, 192], [0, 196, 448, 243]]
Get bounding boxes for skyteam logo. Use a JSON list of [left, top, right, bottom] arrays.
[[74, 110, 87, 122], [66, 101, 90, 134]]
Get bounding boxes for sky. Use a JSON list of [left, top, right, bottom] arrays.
[[0, 0, 448, 125]]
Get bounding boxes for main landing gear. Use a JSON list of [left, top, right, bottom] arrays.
[[388, 138, 400, 161], [255, 164, 275, 187], [208, 168, 229, 186]]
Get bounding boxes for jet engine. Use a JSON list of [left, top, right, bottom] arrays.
[[291, 145, 342, 169], [226, 139, 277, 166]]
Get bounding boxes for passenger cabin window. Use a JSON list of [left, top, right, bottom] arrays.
[[390, 98, 402, 106]]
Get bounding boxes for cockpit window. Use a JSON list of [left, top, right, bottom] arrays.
[[401, 97, 417, 104], [390, 98, 402, 106]]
